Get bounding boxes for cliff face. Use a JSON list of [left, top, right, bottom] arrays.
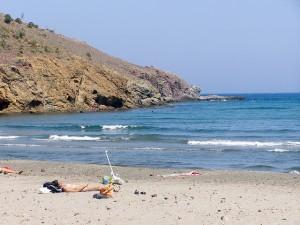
[[0, 14, 200, 113]]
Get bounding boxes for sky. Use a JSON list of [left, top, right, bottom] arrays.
[[0, 0, 299, 93]]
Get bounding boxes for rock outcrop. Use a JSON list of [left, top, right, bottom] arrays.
[[0, 14, 200, 113], [198, 95, 245, 101]]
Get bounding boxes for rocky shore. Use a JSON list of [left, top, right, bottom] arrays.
[[0, 14, 200, 114]]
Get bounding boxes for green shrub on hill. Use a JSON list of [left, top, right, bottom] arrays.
[[15, 18, 22, 24], [4, 14, 13, 24], [27, 22, 38, 29]]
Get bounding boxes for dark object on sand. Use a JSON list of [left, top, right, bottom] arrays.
[[134, 190, 146, 195], [93, 193, 110, 199], [43, 180, 62, 193]]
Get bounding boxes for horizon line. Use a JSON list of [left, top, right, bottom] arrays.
[[201, 92, 300, 95]]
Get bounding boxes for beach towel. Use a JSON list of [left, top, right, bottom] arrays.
[[159, 171, 201, 178]]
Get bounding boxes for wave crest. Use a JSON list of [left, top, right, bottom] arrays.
[[187, 140, 300, 147], [49, 135, 101, 141], [267, 148, 290, 153], [0, 136, 19, 139], [0, 143, 41, 147], [102, 125, 139, 130]]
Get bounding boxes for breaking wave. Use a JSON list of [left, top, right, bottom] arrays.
[[133, 147, 165, 150], [102, 125, 139, 130], [0, 136, 19, 139], [49, 135, 101, 141], [267, 148, 290, 153], [3, 124, 141, 131], [0, 143, 41, 147], [187, 140, 300, 147], [102, 125, 129, 130]]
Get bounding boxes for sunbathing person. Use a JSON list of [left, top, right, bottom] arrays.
[[43, 180, 114, 196], [0, 167, 23, 174], [59, 181, 111, 193]]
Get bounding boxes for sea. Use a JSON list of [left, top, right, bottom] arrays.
[[0, 93, 299, 173]]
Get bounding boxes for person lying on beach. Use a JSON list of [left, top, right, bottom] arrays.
[[43, 180, 114, 196], [0, 167, 23, 175]]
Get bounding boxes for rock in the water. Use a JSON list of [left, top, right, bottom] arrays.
[[198, 95, 245, 101]]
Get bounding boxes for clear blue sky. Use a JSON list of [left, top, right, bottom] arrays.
[[1, 0, 299, 93]]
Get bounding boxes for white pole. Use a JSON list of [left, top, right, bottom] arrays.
[[105, 150, 115, 177]]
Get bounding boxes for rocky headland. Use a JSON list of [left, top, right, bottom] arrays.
[[0, 13, 200, 114]]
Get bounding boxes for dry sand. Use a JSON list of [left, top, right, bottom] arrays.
[[0, 160, 299, 225]]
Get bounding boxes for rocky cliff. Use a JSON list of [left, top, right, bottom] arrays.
[[0, 14, 200, 113]]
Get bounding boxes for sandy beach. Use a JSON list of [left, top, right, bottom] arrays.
[[0, 160, 299, 225]]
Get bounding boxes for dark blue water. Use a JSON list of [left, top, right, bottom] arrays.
[[0, 93, 299, 172]]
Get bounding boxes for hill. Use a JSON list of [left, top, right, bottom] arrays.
[[0, 13, 200, 113]]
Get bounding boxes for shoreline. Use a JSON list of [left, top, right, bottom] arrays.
[[1, 159, 299, 183], [1, 159, 300, 224], [0, 157, 297, 174]]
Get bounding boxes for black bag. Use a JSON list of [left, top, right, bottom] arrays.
[[43, 180, 62, 193]]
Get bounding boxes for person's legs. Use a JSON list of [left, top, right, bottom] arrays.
[[59, 182, 86, 192], [81, 184, 104, 192], [59, 182, 105, 192], [0, 167, 22, 174]]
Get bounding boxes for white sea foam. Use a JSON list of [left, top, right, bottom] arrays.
[[0, 143, 41, 147], [287, 141, 300, 146], [289, 170, 300, 175], [267, 148, 290, 153], [121, 137, 130, 141], [80, 125, 86, 129], [133, 147, 164, 150], [187, 140, 300, 147], [49, 135, 101, 141], [0, 136, 19, 139], [102, 125, 129, 130]]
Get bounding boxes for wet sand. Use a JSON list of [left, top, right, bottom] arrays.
[[1, 160, 300, 225]]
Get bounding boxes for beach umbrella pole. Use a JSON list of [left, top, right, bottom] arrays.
[[105, 150, 125, 185], [105, 150, 115, 177]]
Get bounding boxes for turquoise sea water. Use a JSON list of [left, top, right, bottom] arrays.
[[0, 93, 299, 172]]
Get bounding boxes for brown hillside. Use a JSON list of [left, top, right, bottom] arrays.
[[0, 13, 200, 113]]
